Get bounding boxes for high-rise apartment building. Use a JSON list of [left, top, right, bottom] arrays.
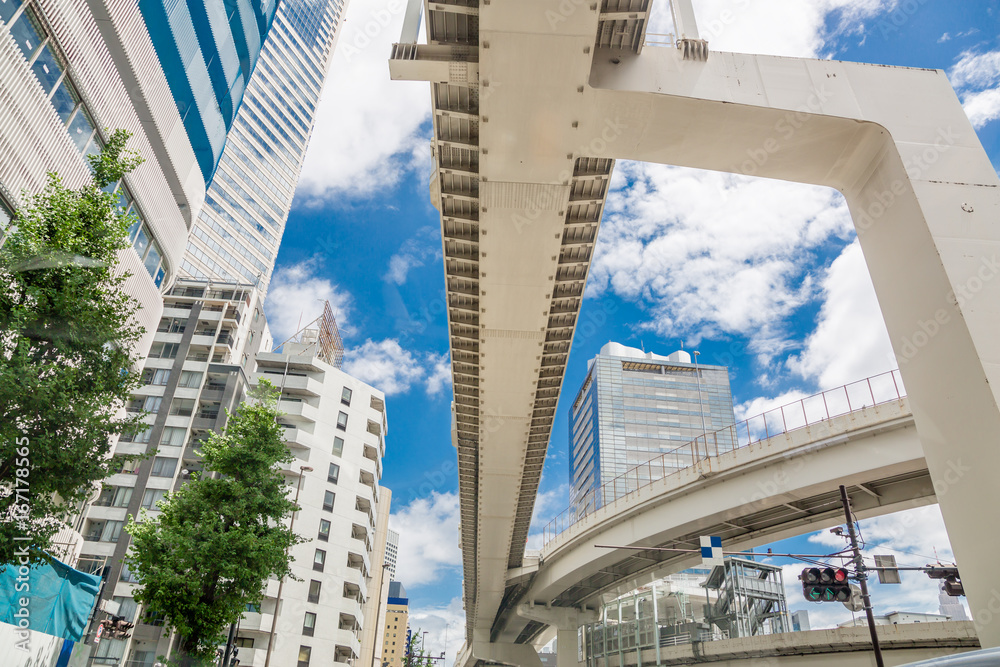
[[180, 0, 346, 292], [237, 342, 388, 667], [0, 0, 258, 353], [76, 279, 271, 665], [385, 529, 400, 579], [361, 491, 394, 667], [77, 301, 389, 667], [381, 582, 409, 667], [569, 342, 736, 516]]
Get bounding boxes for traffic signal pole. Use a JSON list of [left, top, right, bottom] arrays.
[[840, 485, 884, 667]]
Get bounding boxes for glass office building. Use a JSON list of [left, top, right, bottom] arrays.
[[180, 0, 345, 293], [570, 342, 736, 516], [140, 0, 279, 184]]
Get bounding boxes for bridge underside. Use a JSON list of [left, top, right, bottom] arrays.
[[498, 405, 933, 646], [392, 0, 1000, 657]]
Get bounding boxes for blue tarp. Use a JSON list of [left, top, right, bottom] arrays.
[[0, 553, 101, 642]]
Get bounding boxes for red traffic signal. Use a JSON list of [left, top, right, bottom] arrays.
[[802, 567, 851, 602]]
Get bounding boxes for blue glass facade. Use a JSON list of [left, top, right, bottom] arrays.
[[139, 0, 278, 184], [180, 0, 343, 292], [569, 344, 737, 517]]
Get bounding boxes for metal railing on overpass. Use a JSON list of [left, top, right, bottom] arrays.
[[541, 370, 907, 545]]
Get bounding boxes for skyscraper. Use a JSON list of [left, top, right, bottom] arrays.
[[569, 342, 736, 516], [180, 0, 346, 293], [381, 582, 409, 667]]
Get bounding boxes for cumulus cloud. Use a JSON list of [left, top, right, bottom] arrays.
[[526, 483, 571, 550], [788, 241, 896, 389], [589, 163, 853, 365], [384, 227, 442, 285], [343, 339, 427, 395], [425, 352, 452, 396], [949, 49, 1000, 129], [647, 0, 896, 60], [389, 492, 462, 587], [296, 0, 431, 202], [408, 598, 466, 667], [265, 259, 353, 345]]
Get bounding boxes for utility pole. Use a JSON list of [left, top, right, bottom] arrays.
[[840, 485, 884, 667]]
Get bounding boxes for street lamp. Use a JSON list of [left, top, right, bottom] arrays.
[[263, 465, 313, 667]]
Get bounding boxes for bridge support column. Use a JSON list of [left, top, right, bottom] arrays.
[[458, 630, 545, 667], [517, 603, 600, 667]]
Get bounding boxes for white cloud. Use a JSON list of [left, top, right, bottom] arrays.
[[788, 241, 896, 389], [647, 0, 895, 60], [949, 49, 1000, 129], [343, 338, 427, 395], [296, 0, 431, 202], [407, 597, 466, 667], [589, 163, 853, 364], [526, 483, 571, 550], [384, 227, 442, 285], [961, 87, 1000, 129], [390, 492, 462, 588], [265, 259, 353, 345], [425, 352, 452, 396]]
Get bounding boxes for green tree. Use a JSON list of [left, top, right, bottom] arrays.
[[0, 129, 146, 564], [403, 628, 440, 667], [126, 381, 304, 666]]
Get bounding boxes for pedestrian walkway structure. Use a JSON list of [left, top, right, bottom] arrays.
[[389, 0, 1000, 664]]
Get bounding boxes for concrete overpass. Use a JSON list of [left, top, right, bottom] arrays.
[[389, 0, 1000, 662], [584, 622, 981, 667], [495, 377, 933, 651]]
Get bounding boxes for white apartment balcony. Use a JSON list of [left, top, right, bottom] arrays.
[[273, 374, 324, 397], [190, 333, 216, 347], [281, 426, 316, 450], [333, 628, 361, 659], [359, 455, 381, 482], [339, 598, 365, 625], [348, 541, 372, 572], [278, 400, 320, 423]]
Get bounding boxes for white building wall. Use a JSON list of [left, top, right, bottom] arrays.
[[236, 351, 388, 667]]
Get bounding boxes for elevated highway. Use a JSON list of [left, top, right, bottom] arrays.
[[390, 0, 1000, 662], [495, 375, 932, 648]]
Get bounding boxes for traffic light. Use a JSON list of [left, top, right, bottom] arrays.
[[801, 567, 851, 602], [926, 567, 965, 596]]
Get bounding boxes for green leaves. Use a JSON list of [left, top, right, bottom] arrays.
[[126, 379, 304, 661], [0, 129, 145, 565]]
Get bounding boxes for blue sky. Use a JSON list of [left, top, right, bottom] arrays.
[[266, 0, 999, 656]]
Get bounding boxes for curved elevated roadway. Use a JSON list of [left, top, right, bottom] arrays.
[[495, 395, 932, 647]]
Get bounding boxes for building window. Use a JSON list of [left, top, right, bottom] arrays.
[[160, 426, 186, 446], [178, 371, 203, 388], [86, 519, 123, 542], [235, 637, 255, 649], [143, 368, 170, 386], [297, 646, 311, 667], [307, 580, 321, 604], [169, 398, 195, 417], [341, 387, 352, 406], [313, 549, 325, 572], [337, 411, 348, 431], [332, 436, 344, 458], [141, 489, 167, 510], [93, 485, 132, 508], [245, 602, 261, 613], [318, 519, 330, 542], [149, 342, 180, 359], [120, 425, 152, 443], [327, 463, 340, 485], [150, 457, 177, 478], [322, 491, 335, 512], [302, 612, 316, 637]]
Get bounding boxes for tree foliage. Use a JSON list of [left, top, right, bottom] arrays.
[[126, 381, 304, 665], [0, 129, 146, 564]]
